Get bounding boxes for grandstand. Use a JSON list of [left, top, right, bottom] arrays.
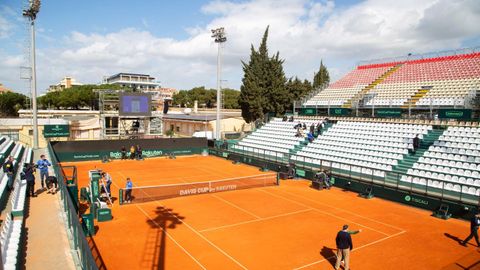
[[303, 50, 480, 109], [0, 136, 33, 269]]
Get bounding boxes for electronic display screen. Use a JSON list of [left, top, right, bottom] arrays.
[[119, 93, 152, 116]]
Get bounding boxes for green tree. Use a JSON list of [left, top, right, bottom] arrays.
[[0, 92, 27, 116], [222, 88, 240, 109], [38, 84, 123, 110], [239, 26, 289, 122], [313, 60, 330, 89]]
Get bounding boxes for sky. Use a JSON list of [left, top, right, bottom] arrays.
[[0, 0, 479, 95]]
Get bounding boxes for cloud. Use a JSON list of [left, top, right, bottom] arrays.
[[1, 0, 480, 95], [0, 14, 13, 39]]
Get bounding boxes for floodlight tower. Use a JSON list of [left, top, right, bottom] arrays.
[[211, 27, 227, 140], [23, 0, 41, 149]]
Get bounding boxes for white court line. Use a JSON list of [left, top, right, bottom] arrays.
[[212, 194, 262, 219], [110, 174, 207, 270], [200, 208, 313, 233], [276, 188, 406, 232], [292, 230, 407, 270], [134, 203, 207, 270], [259, 189, 391, 237], [142, 199, 249, 270]]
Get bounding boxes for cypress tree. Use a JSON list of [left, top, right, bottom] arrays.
[[239, 26, 289, 121], [313, 60, 330, 89]]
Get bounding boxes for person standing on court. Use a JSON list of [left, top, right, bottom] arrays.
[[3, 156, 15, 190], [335, 224, 353, 270], [461, 213, 480, 247], [124, 177, 133, 203], [36, 154, 51, 190]]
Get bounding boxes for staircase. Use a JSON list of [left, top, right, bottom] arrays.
[[384, 129, 444, 184], [401, 87, 432, 108], [342, 64, 403, 108]]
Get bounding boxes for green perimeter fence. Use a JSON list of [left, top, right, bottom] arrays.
[[212, 142, 480, 214], [47, 142, 99, 270]]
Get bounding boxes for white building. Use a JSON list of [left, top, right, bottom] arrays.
[[47, 76, 83, 92], [102, 73, 160, 90]]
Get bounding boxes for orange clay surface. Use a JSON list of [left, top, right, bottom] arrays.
[[63, 155, 479, 270]]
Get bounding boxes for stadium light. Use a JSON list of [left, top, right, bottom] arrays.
[[23, 0, 41, 149], [211, 27, 227, 140]]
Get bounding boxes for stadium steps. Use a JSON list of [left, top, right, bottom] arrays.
[[401, 87, 431, 108], [385, 129, 444, 183], [342, 64, 403, 108]]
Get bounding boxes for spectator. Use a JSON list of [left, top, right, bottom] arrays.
[[130, 145, 136, 159], [302, 123, 307, 130], [121, 146, 127, 160], [36, 154, 51, 190], [136, 145, 143, 160], [124, 177, 133, 203], [3, 156, 15, 190], [307, 132, 314, 143], [316, 122, 323, 136], [295, 128, 303, 137], [282, 115, 288, 121], [309, 123, 315, 134], [288, 116, 294, 122], [23, 163, 36, 197], [412, 134, 420, 155], [294, 122, 302, 129]]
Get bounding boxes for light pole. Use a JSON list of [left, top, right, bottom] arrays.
[[23, 0, 41, 149], [211, 27, 226, 140]]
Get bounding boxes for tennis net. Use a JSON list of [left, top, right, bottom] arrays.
[[119, 173, 279, 204]]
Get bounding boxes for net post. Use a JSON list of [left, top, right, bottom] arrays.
[[276, 172, 280, 185], [119, 189, 123, 205]]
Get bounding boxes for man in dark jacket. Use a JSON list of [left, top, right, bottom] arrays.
[[412, 134, 420, 154], [23, 163, 36, 197], [3, 156, 15, 190], [335, 224, 353, 270], [461, 213, 480, 247]]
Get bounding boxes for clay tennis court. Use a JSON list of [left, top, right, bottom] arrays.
[[63, 155, 479, 270]]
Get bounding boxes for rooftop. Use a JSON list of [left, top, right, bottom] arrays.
[[106, 73, 154, 80], [162, 113, 240, 122]]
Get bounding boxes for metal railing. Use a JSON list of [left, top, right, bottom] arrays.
[[357, 46, 480, 67], [215, 142, 480, 206], [47, 142, 99, 270]]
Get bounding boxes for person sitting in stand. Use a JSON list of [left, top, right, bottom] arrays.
[[130, 145, 136, 159], [288, 116, 294, 122], [294, 122, 302, 129], [282, 115, 288, 121], [295, 128, 303, 137], [307, 132, 315, 143], [121, 146, 127, 160], [136, 145, 143, 160], [302, 123, 307, 130], [310, 123, 315, 135]]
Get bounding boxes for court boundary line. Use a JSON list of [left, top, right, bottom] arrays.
[[119, 173, 250, 270], [275, 187, 406, 232], [199, 208, 313, 233], [111, 175, 207, 270], [259, 189, 392, 237], [212, 194, 262, 219], [292, 230, 407, 270]]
